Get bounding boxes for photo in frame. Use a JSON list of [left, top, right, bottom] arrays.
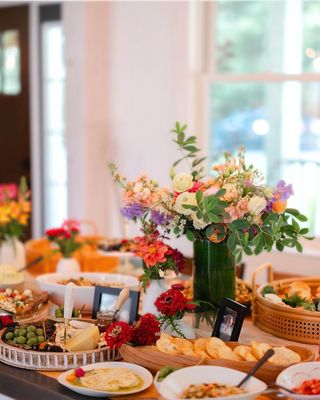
[[92, 286, 140, 324], [212, 298, 247, 342]]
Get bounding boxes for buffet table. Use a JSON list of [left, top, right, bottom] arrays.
[[1, 317, 311, 399], [0, 269, 316, 399]]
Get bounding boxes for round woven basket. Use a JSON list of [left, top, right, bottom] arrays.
[[0, 329, 121, 371], [252, 263, 320, 344]]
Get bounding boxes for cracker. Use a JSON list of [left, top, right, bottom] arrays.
[[233, 345, 257, 362], [268, 346, 301, 366], [251, 341, 272, 360]]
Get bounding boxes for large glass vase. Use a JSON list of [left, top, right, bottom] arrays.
[[193, 238, 235, 329]]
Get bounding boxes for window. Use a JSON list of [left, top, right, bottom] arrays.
[[0, 30, 21, 95], [40, 5, 67, 229], [203, 0, 320, 234]]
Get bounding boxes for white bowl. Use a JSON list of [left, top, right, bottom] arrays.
[[58, 361, 153, 397], [156, 366, 267, 400], [36, 272, 139, 312], [276, 362, 320, 399]]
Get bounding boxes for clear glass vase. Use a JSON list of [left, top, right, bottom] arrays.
[[193, 238, 235, 329]]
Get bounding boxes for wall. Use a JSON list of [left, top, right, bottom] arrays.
[[64, 1, 193, 254]]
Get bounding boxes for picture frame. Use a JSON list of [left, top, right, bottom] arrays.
[[211, 297, 247, 342], [92, 286, 140, 324]]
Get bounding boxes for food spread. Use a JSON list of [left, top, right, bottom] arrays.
[[262, 280, 320, 311], [57, 277, 126, 288], [293, 379, 320, 395], [67, 367, 143, 392], [0, 288, 48, 316], [155, 333, 301, 365], [180, 383, 246, 398]]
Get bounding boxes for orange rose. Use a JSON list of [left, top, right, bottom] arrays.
[[272, 199, 287, 214]]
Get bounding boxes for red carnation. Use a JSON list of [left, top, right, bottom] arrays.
[[155, 288, 188, 317], [132, 313, 160, 345], [104, 321, 133, 349]]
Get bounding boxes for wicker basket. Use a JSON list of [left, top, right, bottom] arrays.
[[0, 330, 121, 371], [252, 263, 320, 344]]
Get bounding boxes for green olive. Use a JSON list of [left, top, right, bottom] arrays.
[[18, 329, 27, 337], [27, 325, 36, 332], [37, 336, 45, 343], [5, 332, 14, 340], [55, 309, 63, 318], [27, 331, 36, 339], [14, 329, 19, 337], [72, 309, 81, 318], [16, 336, 27, 344], [35, 328, 44, 336], [27, 338, 38, 346]]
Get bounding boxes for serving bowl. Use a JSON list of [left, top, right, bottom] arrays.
[[156, 365, 267, 400], [276, 361, 320, 399], [36, 272, 139, 312]]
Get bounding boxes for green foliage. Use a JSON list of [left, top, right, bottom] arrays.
[[262, 285, 276, 296], [171, 122, 206, 180], [225, 208, 311, 262]]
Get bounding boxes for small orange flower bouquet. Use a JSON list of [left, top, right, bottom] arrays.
[[0, 177, 31, 242]]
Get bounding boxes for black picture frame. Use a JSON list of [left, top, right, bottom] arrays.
[[92, 286, 140, 324], [212, 298, 247, 342]]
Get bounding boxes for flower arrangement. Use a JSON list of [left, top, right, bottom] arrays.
[[46, 220, 82, 258], [132, 233, 184, 289], [155, 284, 196, 337], [104, 286, 197, 348], [110, 122, 310, 262], [0, 178, 31, 243], [104, 313, 160, 349]]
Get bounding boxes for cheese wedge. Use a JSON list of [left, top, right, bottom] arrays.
[[65, 325, 100, 352]]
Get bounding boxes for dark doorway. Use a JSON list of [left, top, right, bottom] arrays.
[[0, 5, 30, 184]]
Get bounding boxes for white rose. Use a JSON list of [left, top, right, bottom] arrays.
[[174, 192, 197, 215], [172, 172, 193, 193], [191, 214, 210, 230], [248, 196, 267, 215]]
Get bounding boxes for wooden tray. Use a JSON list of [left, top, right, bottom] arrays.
[[0, 329, 121, 371], [120, 342, 315, 384]]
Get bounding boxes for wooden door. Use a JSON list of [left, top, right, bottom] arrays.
[[0, 5, 30, 183]]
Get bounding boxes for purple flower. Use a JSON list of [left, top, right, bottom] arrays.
[[275, 180, 294, 201], [150, 210, 172, 226], [121, 204, 145, 219]]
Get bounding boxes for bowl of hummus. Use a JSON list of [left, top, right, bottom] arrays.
[[58, 362, 153, 397]]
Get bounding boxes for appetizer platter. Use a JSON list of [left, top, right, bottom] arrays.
[[0, 318, 121, 370], [97, 238, 135, 257], [253, 265, 320, 344], [120, 333, 315, 384], [0, 288, 49, 323]]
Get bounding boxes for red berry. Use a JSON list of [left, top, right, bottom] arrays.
[[75, 368, 85, 378]]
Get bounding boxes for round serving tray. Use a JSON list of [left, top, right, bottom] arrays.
[[0, 329, 121, 371]]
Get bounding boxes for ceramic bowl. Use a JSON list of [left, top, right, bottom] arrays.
[[156, 365, 267, 400], [276, 361, 320, 399], [36, 272, 139, 312]]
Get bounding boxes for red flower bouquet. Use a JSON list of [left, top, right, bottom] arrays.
[[46, 219, 82, 258], [104, 314, 160, 349], [155, 285, 196, 338]]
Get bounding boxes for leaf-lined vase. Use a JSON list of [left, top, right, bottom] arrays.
[[193, 238, 236, 328]]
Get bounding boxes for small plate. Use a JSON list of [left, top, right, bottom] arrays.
[[58, 361, 153, 397], [276, 361, 320, 399]]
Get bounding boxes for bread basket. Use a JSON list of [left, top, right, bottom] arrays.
[[252, 263, 320, 344]]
